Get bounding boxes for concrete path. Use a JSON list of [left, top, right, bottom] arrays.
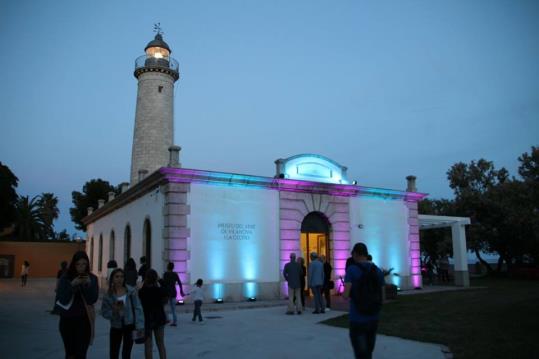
[[0, 279, 446, 359]]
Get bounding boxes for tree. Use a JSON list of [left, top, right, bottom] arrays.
[[14, 196, 46, 241], [0, 162, 19, 231], [37, 192, 59, 240], [447, 159, 509, 273], [418, 198, 456, 262], [70, 179, 118, 231], [56, 229, 70, 241]]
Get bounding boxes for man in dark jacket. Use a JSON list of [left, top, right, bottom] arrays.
[[283, 253, 303, 314], [321, 254, 333, 310]]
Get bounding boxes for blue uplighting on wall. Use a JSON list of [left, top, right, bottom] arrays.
[[243, 281, 257, 298]]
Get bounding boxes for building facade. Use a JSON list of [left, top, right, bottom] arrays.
[[82, 33, 427, 301]]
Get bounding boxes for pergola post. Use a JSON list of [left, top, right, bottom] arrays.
[[451, 222, 470, 287]]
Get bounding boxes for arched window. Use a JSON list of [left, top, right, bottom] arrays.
[[143, 218, 152, 267], [98, 234, 103, 272], [124, 225, 131, 265], [109, 230, 115, 261], [89, 237, 94, 267]]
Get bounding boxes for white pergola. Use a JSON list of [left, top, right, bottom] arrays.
[[418, 214, 471, 287]]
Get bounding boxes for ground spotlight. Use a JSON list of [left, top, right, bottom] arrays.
[[176, 300, 184, 305], [215, 298, 224, 303], [247, 297, 256, 302]]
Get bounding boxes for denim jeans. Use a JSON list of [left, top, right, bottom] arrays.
[[349, 320, 378, 359], [312, 286, 325, 312], [168, 297, 177, 324]]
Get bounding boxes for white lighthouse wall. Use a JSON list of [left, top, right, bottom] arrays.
[[349, 196, 410, 288], [188, 183, 280, 300], [86, 189, 165, 282]]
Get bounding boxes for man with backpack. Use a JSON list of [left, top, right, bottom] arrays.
[[344, 242, 385, 359]]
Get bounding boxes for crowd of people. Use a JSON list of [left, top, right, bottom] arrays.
[[50, 241, 383, 359], [53, 251, 202, 359]]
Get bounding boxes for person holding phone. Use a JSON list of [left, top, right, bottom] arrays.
[[55, 251, 99, 359], [102, 268, 145, 359]]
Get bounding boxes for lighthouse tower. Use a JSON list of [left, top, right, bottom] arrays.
[[130, 30, 180, 185]]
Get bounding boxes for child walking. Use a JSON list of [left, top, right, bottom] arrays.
[[190, 279, 204, 323]]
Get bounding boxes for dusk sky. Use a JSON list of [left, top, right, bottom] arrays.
[[1, 1, 538, 237]]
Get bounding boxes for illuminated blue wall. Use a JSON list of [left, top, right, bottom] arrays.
[[349, 196, 409, 287], [187, 183, 280, 299]]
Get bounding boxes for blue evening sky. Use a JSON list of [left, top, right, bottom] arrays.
[[1, 0, 538, 237]]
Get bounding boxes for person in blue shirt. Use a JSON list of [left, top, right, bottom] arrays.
[[344, 243, 385, 359]]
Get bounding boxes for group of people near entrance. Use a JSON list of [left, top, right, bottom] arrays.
[[54, 251, 204, 359], [284, 243, 385, 359], [283, 252, 333, 315]]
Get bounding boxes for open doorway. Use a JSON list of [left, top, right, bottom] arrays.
[[300, 212, 331, 295]]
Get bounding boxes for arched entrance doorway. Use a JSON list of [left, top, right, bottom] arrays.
[[300, 212, 331, 268]]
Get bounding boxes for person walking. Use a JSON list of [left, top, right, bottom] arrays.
[[321, 254, 333, 310], [344, 243, 385, 359], [138, 269, 168, 359], [283, 253, 303, 315], [190, 279, 205, 323], [124, 258, 138, 288], [21, 260, 30, 287], [308, 252, 325, 314], [102, 268, 145, 359], [162, 262, 185, 326], [55, 251, 99, 359]]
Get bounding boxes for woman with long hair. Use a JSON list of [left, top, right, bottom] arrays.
[[55, 250, 99, 358], [138, 269, 168, 359], [124, 258, 138, 287], [101, 268, 145, 359]]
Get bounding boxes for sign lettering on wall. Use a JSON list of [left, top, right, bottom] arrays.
[[218, 223, 256, 240]]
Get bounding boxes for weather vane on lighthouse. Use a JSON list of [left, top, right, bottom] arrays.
[[153, 23, 163, 36]]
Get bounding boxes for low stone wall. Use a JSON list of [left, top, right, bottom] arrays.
[[0, 241, 86, 278]]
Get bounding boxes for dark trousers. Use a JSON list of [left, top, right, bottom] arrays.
[[59, 315, 91, 359], [323, 285, 331, 308], [192, 300, 203, 321], [349, 320, 378, 359], [110, 324, 134, 359]]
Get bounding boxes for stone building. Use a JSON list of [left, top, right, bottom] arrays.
[[82, 32, 469, 301]]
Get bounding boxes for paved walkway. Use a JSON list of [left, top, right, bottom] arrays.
[[0, 279, 446, 359]]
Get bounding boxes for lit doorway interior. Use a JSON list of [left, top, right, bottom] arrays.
[[300, 212, 331, 296]]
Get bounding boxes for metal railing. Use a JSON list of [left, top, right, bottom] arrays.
[[134, 55, 179, 73]]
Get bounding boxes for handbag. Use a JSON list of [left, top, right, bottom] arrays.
[[329, 280, 335, 290], [129, 295, 146, 344]]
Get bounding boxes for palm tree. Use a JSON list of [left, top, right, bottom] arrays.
[[14, 196, 46, 241], [37, 192, 59, 239]]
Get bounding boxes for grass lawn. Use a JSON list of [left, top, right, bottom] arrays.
[[321, 277, 539, 359]]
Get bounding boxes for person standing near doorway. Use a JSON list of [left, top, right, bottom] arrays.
[[283, 253, 303, 315], [345, 242, 384, 359], [308, 252, 325, 314], [321, 255, 333, 310], [297, 257, 307, 309]]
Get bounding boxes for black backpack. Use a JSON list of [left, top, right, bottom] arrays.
[[350, 263, 383, 316]]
